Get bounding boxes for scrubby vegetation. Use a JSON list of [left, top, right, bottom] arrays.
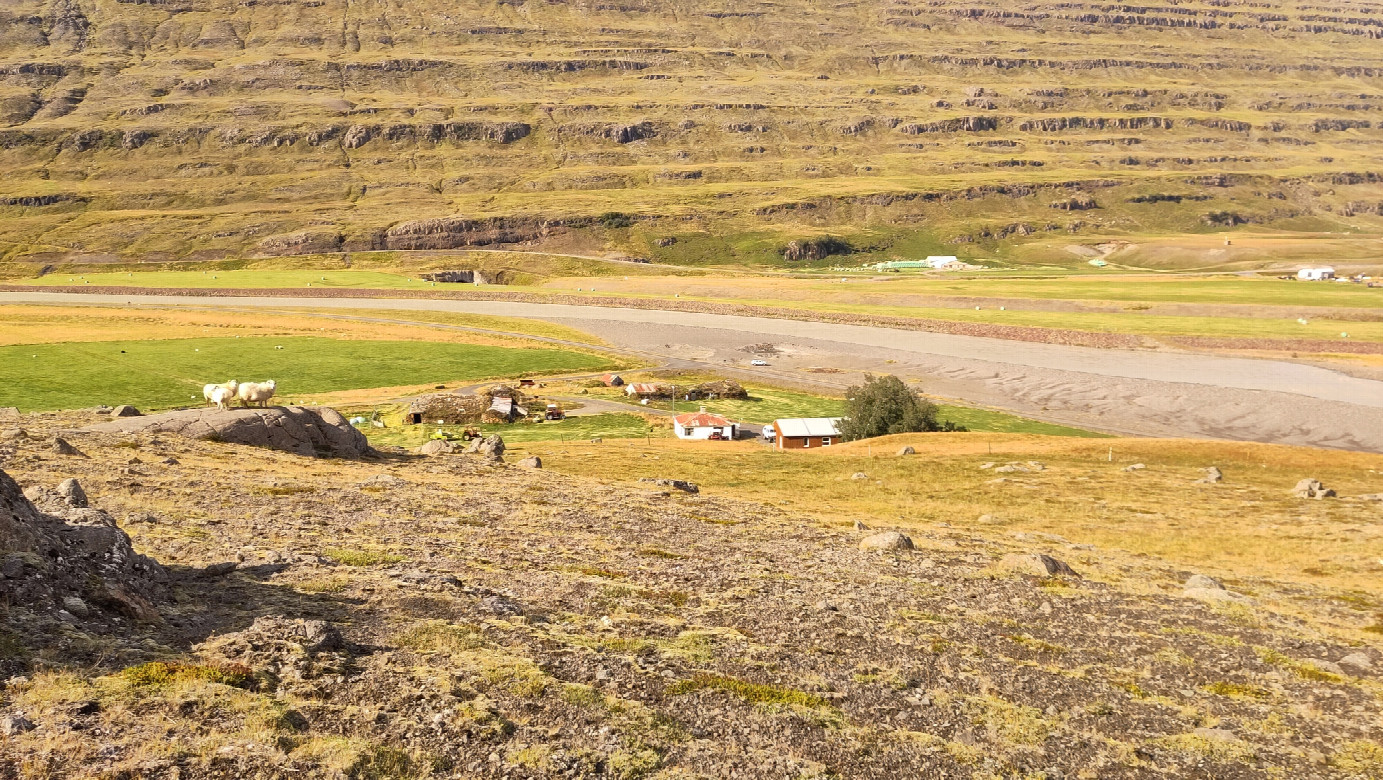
[[839, 374, 961, 441]]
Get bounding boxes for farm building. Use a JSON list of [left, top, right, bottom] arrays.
[[405, 385, 529, 425], [1297, 267, 1337, 281], [404, 393, 485, 425], [673, 408, 738, 440], [602, 373, 625, 387], [771, 417, 843, 450], [485, 396, 528, 423], [873, 260, 929, 271], [625, 383, 670, 398], [925, 255, 961, 268]]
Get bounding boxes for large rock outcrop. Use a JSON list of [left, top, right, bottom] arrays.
[[86, 406, 372, 459], [1, 470, 168, 640]]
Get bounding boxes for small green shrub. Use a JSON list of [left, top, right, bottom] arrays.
[[323, 548, 405, 566], [120, 661, 253, 687], [666, 673, 828, 709], [599, 212, 634, 229]]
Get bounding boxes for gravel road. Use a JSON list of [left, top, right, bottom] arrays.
[[5, 291, 1381, 451]]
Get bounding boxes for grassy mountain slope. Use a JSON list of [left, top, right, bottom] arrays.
[[2, 0, 1383, 267]]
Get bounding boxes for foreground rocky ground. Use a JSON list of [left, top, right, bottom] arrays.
[[2, 410, 1381, 779]]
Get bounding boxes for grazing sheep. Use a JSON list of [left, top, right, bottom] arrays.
[[236, 380, 277, 408], [208, 384, 236, 411], [202, 379, 239, 407]]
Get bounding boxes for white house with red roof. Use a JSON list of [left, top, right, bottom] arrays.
[[673, 408, 738, 440]]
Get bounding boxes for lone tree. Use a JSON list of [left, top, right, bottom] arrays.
[[839, 374, 952, 441]]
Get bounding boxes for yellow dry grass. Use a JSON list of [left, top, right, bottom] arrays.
[[519, 434, 1383, 598], [0, 304, 601, 349]]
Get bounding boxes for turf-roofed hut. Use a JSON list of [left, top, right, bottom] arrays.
[[404, 394, 486, 425], [685, 380, 749, 401]]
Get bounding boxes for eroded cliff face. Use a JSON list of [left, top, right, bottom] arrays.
[[1, 0, 1382, 263]]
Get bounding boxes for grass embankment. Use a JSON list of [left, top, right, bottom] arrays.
[[521, 435, 1383, 595], [0, 337, 613, 412]]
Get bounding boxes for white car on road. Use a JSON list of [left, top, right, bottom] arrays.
[[750, 359, 769, 366]]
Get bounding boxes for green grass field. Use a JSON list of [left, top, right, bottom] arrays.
[[1, 337, 613, 412], [22, 270, 437, 290], [689, 388, 843, 424], [484, 413, 664, 443], [935, 405, 1109, 437]]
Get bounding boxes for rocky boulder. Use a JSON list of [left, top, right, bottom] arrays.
[[1195, 466, 1223, 484], [56, 478, 87, 508], [85, 406, 372, 459], [110, 405, 140, 418], [1291, 479, 1336, 499], [51, 437, 86, 457], [859, 531, 914, 551], [418, 439, 456, 456], [998, 553, 1077, 577], [518, 456, 542, 469], [1182, 573, 1251, 604], [465, 433, 505, 461], [637, 478, 698, 494]]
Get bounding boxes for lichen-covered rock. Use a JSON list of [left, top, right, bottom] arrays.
[[518, 456, 542, 469]]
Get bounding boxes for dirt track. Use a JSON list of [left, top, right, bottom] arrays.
[[4, 291, 1383, 452]]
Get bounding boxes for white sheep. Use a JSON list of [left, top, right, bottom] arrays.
[[208, 384, 236, 411], [203, 379, 239, 407], [236, 380, 277, 408]]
